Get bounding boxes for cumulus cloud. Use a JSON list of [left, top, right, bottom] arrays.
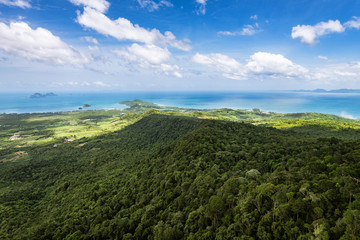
[[193, 51, 360, 84], [192, 52, 308, 80], [192, 53, 246, 80], [76, 7, 191, 51], [292, 17, 360, 45], [292, 20, 345, 45], [69, 0, 110, 13], [0, 21, 90, 65], [196, 0, 208, 15], [218, 24, 260, 36], [137, 0, 173, 11], [116, 43, 171, 65], [114, 43, 181, 78], [68, 0, 189, 78], [246, 52, 308, 77], [160, 64, 182, 77], [0, 0, 30, 8], [345, 16, 360, 29]]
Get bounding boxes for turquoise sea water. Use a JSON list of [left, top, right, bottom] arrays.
[[1, 91, 360, 119]]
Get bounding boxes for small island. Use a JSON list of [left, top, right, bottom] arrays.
[[119, 99, 159, 108], [83, 104, 91, 108], [30, 92, 57, 98]]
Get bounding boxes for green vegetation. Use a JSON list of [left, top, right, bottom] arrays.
[[119, 99, 205, 114], [0, 109, 143, 150], [120, 99, 160, 108], [1, 100, 360, 239]]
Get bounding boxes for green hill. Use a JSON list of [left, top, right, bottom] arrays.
[[1, 114, 360, 239]]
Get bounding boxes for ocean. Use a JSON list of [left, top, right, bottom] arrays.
[[1, 91, 360, 119]]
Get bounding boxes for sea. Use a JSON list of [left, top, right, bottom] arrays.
[[1, 91, 360, 119]]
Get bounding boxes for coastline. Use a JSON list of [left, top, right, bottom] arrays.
[[0, 91, 360, 119]]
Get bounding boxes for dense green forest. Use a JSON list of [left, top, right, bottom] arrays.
[[1, 102, 360, 239]]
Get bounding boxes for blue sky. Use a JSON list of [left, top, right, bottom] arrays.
[[1, 0, 360, 92]]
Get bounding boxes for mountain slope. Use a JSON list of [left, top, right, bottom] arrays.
[[0, 114, 360, 239]]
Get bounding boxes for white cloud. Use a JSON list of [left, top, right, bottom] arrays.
[[0, 21, 90, 65], [0, 0, 30, 8], [67, 81, 79, 86], [93, 81, 110, 87], [69, 0, 110, 13], [345, 16, 360, 29], [67, 81, 93, 86], [192, 53, 246, 80], [192, 52, 308, 80], [82, 36, 98, 44], [196, 0, 208, 15], [137, 0, 173, 11], [114, 43, 181, 78], [118, 43, 171, 65], [173, 70, 182, 78], [218, 24, 260, 36], [333, 71, 356, 76], [69, 0, 189, 78], [292, 20, 345, 45], [160, 64, 182, 77], [304, 61, 360, 83], [76, 7, 191, 51], [88, 45, 99, 51], [66, 81, 111, 87], [246, 52, 308, 77], [250, 15, 258, 20], [318, 56, 328, 60]]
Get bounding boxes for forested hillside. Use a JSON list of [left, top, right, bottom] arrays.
[[1, 113, 360, 239]]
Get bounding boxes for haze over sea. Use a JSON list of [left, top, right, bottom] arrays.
[[1, 91, 360, 119]]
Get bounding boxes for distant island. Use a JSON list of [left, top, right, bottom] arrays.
[[293, 89, 360, 93], [30, 92, 57, 98], [119, 99, 159, 108]]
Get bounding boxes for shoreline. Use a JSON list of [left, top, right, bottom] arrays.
[[1, 91, 360, 119], [0, 104, 359, 122]]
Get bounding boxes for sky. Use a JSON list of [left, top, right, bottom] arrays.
[[1, 0, 360, 92]]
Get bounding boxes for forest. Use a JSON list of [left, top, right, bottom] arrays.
[[0, 101, 360, 239]]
